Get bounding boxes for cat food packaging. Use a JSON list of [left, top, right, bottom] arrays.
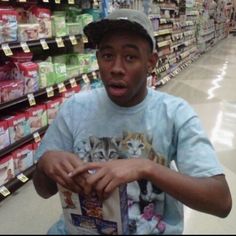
[[12, 143, 34, 175], [0, 119, 10, 150], [0, 8, 18, 43], [29, 7, 52, 39], [58, 183, 129, 235], [0, 154, 15, 186], [6, 112, 31, 144], [25, 104, 47, 133]]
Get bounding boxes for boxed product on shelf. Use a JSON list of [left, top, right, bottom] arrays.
[[25, 104, 48, 133], [0, 8, 18, 43], [0, 79, 24, 103], [12, 61, 39, 95], [0, 154, 15, 186], [58, 184, 129, 235], [67, 22, 83, 35], [29, 6, 52, 39], [0, 119, 10, 151], [51, 11, 68, 37], [0, 63, 12, 81], [44, 96, 62, 124], [18, 23, 40, 41], [53, 63, 67, 84], [6, 112, 31, 144], [66, 65, 81, 79], [38, 61, 56, 88], [12, 143, 34, 175]]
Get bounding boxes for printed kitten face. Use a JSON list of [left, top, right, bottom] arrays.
[[89, 136, 121, 162], [120, 131, 153, 159]]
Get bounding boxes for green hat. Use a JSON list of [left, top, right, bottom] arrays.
[[84, 9, 156, 51]]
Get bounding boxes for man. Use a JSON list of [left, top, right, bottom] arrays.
[[33, 9, 232, 234]]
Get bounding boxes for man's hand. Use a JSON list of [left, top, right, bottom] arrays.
[[37, 150, 90, 194], [69, 158, 150, 199]]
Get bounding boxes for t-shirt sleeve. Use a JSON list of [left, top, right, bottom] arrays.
[[173, 101, 224, 177], [34, 98, 74, 162]]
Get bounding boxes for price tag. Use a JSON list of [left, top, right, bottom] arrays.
[[46, 86, 54, 97], [0, 186, 10, 197], [69, 35, 78, 45], [56, 37, 65, 48], [43, 0, 49, 2], [69, 78, 77, 88], [58, 82, 66, 93], [17, 173, 29, 183], [33, 132, 41, 143], [19, 0, 27, 2], [82, 74, 90, 84], [92, 71, 98, 80], [55, 0, 60, 3], [27, 93, 36, 106], [21, 42, 30, 53], [2, 44, 13, 56], [82, 35, 88, 43], [68, 0, 75, 4], [40, 39, 49, 50]]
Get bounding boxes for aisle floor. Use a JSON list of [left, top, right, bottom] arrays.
[[0, 35, 235, 234]]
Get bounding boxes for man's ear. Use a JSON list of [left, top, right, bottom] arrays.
[[148, 51, 158, 72]]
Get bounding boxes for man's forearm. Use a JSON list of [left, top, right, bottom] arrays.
[[33, 165, 58, 199]]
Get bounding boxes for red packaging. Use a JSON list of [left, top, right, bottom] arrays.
[[0, 154, 15, 186], [44, 97, 62, 124]]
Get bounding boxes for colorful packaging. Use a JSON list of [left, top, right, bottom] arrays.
[[29, 7, 52, 39], [66, 22, 83, 35], [25, 104, 47, 133], [0, 154, 15, 186], [6, 112, 31, 144], [0, 8, 18, 43], [58, 184, 129, 234], [66, 65, 80, 79], [53, 63, 67, 84], [0, 119, 10, 150], [18, 23, 39, 41], [0, 79, 24, 103], [12, 61, 39, 95], [38, 61, 55, 88], [51, 12, 68, 37], [0, 63, 12, 81], [44, 97, 62, 124], [12, 143, 34, 175]]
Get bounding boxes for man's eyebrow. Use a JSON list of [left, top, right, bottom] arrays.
[[98, 44, 140, 52]]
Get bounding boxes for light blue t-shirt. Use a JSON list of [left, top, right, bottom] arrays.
[[35, 87, 224, 235]]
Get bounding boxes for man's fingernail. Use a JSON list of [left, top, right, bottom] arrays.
[[68, 172, 72, 177]]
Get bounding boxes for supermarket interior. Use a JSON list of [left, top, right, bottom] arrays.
[[0, 0, 235, 234]]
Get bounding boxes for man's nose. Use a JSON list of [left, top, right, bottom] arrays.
[[111, 56, 125, 75]]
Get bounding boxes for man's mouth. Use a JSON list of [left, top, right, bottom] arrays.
[[107, 81, 128, 97]]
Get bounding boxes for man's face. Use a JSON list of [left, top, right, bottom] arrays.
[[96, 30, 157, 107]]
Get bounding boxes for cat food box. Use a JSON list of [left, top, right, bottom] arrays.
[[58, 183, 129, 235], [0, 154, 15, 186]]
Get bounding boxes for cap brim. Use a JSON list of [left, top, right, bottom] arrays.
[[84, 19, 153, 49]]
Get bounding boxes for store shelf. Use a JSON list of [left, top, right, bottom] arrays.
[[0, 125, 48, 159], [0, 164, 36, 203], [0, 0, 78, 4], [0, 70, 99, 115]]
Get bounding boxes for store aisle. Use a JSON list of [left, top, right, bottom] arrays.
[[159, 35, 236, 234], [0, 35, 235, 234]]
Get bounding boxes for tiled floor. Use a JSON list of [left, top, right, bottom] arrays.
[[0, 35, 235, 234]]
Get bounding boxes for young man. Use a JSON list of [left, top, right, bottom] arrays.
[[33, 9, 232, 234]]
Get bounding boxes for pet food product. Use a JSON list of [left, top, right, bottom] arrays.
[[0, 154, 15, 186]]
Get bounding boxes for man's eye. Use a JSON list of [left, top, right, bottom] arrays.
[[101, 54, 113, 60], [126, 55, 137, 61]]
